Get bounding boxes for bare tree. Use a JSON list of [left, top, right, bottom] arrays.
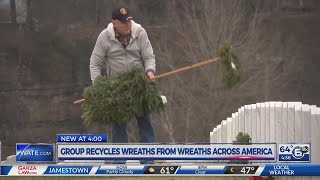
[[26, 0, 33, 30], [152, 0, 267, 142], [95, 0, 101, 25], [10, 0, 17, 26]]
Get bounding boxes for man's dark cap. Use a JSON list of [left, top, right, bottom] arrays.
[[112, 7, 132, 23]]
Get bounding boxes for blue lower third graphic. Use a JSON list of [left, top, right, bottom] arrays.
[[16, 144, 55, 162], [261, 164, 320, 176], [1, 166, 13, 175], [44, 166, 93, 174]]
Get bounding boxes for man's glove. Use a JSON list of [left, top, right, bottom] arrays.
[[161, 95, 167, 104]]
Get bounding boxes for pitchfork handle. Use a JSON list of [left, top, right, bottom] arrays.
[[152, 57, 220, 80], [73, 57, 221, 104]]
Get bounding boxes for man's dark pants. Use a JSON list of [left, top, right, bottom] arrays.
[[112, 113, 155, 164]]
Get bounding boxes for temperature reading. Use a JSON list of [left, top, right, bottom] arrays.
[[278, 144, 310, 162], [241, 167, 255, 174], [224, 166, 258, 175], [144, 166, 179, 175], [160, 167, 175, 174]]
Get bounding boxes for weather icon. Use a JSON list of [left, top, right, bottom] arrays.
[[149, 167, 155, 173]]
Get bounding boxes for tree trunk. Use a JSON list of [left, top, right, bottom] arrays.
[[10, 0, 17, 26], [26, 0, 33, 30], [95, 0, 101, 25]]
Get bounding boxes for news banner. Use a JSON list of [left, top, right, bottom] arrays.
[[1, 134, 319, 176]]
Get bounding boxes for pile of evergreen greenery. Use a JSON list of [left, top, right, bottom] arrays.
[[81, 68, 164, 126], [219, 43, 241, 87], [233, 132, 252, 144]]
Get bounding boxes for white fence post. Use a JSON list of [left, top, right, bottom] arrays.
[[259, 103, 266, 142], [212, 128, 217, 143], [265, 102, 270, 142], [221, 120, 227, 142], [256, 103, 262, 143], [287, 102, 296, 143], [235, 112, 239, 141], [239, 107, 245, 134], [269, 102, 276, 142], [294, 104, 303, 142], [311, 106, 320, 163], [275, 102, 283, 143], [282, 102, 289, 143], [227, 118, 232, 143], [301, 104, 311, 143], [244, 105, 252, 137], [217, 124, 222, 143], [251, 104, 258, 142], [231, 113, 236, 142]]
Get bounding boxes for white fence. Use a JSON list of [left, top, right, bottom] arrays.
[[210, 101, 320, 179]]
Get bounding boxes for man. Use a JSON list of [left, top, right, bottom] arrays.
[[89, 6, 156, 145]]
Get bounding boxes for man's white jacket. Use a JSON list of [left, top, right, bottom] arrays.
[[89, 21, 156, 84]]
